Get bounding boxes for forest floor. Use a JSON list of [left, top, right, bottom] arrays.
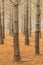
[[0, 29, 43, 65]]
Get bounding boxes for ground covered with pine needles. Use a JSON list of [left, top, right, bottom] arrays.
[[0, 29, 43, 65]]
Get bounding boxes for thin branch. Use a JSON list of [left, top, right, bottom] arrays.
[[9, 0, 21, 7]]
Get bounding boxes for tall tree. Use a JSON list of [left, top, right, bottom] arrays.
[[39, 17, 41, 38], [39, 1, 41, 38], [11, 5, 14, 35], [9, 2, 12, 35], [2, 0, 5, 38], [13, 0, 20, 61], [35, 0, 40, 54], [29, 0, 31, 36], [25, 0, 29, 45], [23, 12, 25, 35], [0, 5, 4, 44], [9, 2, 14, 36]]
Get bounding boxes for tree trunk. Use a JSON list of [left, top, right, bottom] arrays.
[[35, 0, 40, 54], [29, 0, 31, 37], [2, 0, 5, 39], [9, 3, 12, 36], [25, 0, 29, 45], [39, 21, 41, 38], [39, 7, 41, 38], [0, 5, 4, 44], [11, 5, 14, 35], [23, 14, 25, 35], [13, 0, 20, 61], [9, 3, 14, 36]]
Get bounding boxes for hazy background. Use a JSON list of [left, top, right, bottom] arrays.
[[0, 0, 43, 31]]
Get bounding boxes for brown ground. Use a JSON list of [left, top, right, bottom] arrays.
[[0, 29, 43, 65]]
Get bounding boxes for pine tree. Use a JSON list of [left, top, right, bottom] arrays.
[[2, 0, 5, 38], [29, 0, 31, 36], [25, 0, 29, 45], [0, 5, 4, 44], [35, 0, 40, 54], [13, 0, 20, 61]]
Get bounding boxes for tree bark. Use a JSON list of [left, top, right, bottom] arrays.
[[29, 0, 31, 37], [35, 0, 40, 54], [13, 0, 20, 61], [25, 0, 29, 45], [9, 3, 14, 36], [11, 5, 14, 35], [0, 5, 4, 44], [9, 2, 12, 36], [2, 0, 5, 39]]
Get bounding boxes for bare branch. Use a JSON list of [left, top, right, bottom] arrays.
[[9, 0, 21, 7]]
